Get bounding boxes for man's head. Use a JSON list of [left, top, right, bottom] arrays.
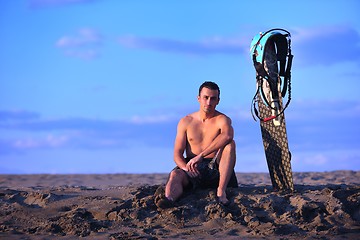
[[198, 81, 220, 99], [198, 81, 220, 114]]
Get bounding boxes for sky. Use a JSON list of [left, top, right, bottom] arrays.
[[0, 0, 359, 174]]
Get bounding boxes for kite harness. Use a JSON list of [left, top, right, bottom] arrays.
[[250, 28, 293, 122]]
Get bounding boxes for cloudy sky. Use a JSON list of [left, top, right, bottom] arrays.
[[1, 0, 359, 174]]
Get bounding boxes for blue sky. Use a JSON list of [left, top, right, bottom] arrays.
[[0, 0, 359, 174]]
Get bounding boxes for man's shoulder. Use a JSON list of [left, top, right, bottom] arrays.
[[214, 111, 232, 125], [215, 111, 231, 120], [180, 112, 197, 124]]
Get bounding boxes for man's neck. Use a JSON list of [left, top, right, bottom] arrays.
[[199, 111, 216, 122]]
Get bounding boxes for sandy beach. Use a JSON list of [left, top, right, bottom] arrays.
[[0, 171, 359, 239]]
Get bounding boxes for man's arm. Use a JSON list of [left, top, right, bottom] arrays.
[[200, 115, 234, 158], [187, 115, 233, 172], [173, 117, 188, 171]]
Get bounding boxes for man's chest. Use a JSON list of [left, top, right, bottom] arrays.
[[186, 123, 220, 144]]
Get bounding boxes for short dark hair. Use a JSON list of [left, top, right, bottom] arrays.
[[198, 81, 220, 98]]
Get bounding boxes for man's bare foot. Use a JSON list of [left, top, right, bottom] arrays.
[[154, 186, 174, 209], [156, 196, 174, 209], [216, 195, 230, 206], [216, 189, 230, 206]]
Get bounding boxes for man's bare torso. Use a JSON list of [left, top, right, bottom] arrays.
[[184, 111, 225, 159]]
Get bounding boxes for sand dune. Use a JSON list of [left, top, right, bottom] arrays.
[[0, 171, 359, 239]]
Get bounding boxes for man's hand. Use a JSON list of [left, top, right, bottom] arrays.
[[185, 155, 203, 178]]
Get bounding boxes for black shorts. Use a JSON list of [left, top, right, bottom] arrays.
[[173, 158, 238, 189]]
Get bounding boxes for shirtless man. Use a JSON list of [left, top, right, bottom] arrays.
[[155, 81, 238, 208]]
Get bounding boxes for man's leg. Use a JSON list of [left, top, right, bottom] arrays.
[[217, 140, 236, 204], [165, 169, 190, 201]]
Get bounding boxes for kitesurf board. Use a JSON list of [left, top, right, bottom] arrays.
[[252, 31, 294, 192], [257, 93, 294, 192]]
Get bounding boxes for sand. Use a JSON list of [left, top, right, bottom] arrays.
[[0, 171, 359, 239]]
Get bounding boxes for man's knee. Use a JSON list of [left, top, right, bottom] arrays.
[[218, 140, 236, 167], [168, 169, 187, 183], [223, 140, 236, 154]]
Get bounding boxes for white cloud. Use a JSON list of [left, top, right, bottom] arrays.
[[129, 114, 178, 124], [14, 138, 40, 149], [117, 35, 248, 55], [291, 25, 360, 65], [56, 28, 103, 60], [12, 134, 68, 150], [1, 99, 359, 161], [63, 49, 100, 60], [292, 25, 354, 42], [291, 150, 360, 172], [46, 134, 69, 147], [29, 0, 96, 8], [304, 153, 329, 166], [56, 28, 102, 47]]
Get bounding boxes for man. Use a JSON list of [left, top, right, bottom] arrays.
[[155, 81, 238, 209]]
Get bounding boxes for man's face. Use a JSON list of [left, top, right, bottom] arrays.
[[197, 87, 220, 113]]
